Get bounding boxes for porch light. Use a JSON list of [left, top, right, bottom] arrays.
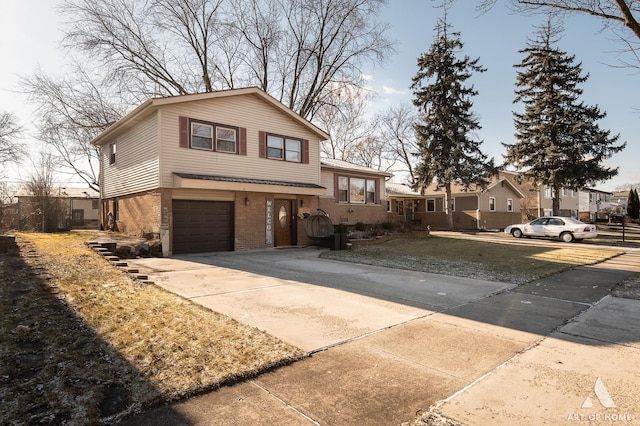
[[244, 197, 250, 206]]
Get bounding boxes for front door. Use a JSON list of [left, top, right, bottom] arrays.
[[275, 199, 293, 247]]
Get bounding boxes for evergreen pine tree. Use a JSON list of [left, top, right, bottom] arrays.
[[631, 188, 640, 220], [627, 189, 635, 218], [411, 17, 497, 230], [503, 20, 625, 216]]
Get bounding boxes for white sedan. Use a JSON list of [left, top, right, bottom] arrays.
[[504, 216, 597, 243]]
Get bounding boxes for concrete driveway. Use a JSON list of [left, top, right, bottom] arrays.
[[123, 247, 640, 425], [127, 247, 512, 352]]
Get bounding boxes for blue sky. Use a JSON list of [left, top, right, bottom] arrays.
[[0, 0, 637, 190], [366, 1, 639, 190]]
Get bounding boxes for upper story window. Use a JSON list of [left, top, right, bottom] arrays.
[[427, 199, 436, 212], [337, 175, 378, 204], [507, 198, 513, 212], [544, 187, 552, 198], [109, 142, 116, 164], [190, 120, 237, 153], [267, 134, 301, 162], [489, 197, 496, 211]]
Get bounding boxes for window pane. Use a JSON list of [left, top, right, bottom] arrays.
[[191, 123, 212, 149], [286, 139, 301, 162], [427, 199, 435, 212], [350, 178, 365, 203], [338, 176, 348, 202], [366, 180, 376, 203], [489, 197, 495, 211], [267, 135, 284, 159], [216, 127, 236, 153]]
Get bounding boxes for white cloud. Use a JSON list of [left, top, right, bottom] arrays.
[[381, 85, 407, 95], [360, 73, 374, 81]]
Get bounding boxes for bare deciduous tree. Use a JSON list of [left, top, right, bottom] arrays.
[[476, 0, 640, 68], [21, 67, 126, 191], [375, 103, 419, 185], [25, 152, 66, 232], [60, 0, 393, 119], [316, 83, 377, 162], [0, 112, 25, 172]]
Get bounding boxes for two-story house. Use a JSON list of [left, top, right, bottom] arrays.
[[579, 188, 613, 222], [500, 171, 580, 220], [92, 87, 329, 255]]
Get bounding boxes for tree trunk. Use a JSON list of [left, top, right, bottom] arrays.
[[445, 183, 454, 230], [552, 187, 561, 216]]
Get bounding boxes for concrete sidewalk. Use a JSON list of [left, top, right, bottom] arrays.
[[120, 250, 640, 425]]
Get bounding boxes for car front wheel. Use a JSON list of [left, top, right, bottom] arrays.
[[560, 232, 575, 243], [512, 228, 523, 238]]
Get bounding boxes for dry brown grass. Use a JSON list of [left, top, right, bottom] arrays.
[[321, 235, 623, 284], [1, 232, 305, 425]]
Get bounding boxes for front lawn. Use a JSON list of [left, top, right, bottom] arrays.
[[321, 235, 623, 284], [1, 233, 305, 425]]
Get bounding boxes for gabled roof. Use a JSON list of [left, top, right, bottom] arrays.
[[423, 176, 525, 198], [92, 87, 329, 146], [486, 178, 526, 198], [320, 158, 393, 177]]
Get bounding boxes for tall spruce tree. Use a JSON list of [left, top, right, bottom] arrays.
[[411, 17, 497, 230], [504, 20, 625, 216]]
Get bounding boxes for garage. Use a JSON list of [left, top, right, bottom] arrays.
[[172, 200, 234, 253]]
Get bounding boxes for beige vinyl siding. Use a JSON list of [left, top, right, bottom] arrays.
[[480, 184, 522, 212], [158, 95, 322, 189], [102, 113, 160, 199], [320, 170, 336, 198]]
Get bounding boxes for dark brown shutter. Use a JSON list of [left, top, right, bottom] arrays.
[[259, 131, 266, 158], [334, 174, 339, 203], [302, 139, 309, 164], [376, 179, 381, 204], [179, 116, 189, 148], [239, 127, 247, 156]]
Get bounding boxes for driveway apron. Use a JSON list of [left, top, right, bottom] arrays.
[[121, 249, 640, 425]]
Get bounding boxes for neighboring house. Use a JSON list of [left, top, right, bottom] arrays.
[[385, 183, 425, 224], [420, 174, 525, 230], [318, 158, 390, 226], [500, 171, 580, 220], [611, 191, 629, 217], [12, 187, 99, 231], [92, 87, 329, 255], [579, 188, 613, 222]]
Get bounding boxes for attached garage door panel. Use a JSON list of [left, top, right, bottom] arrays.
[[173, 200, 234, 253]]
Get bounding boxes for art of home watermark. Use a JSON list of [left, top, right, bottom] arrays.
[[566, 378, 632, 423]]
